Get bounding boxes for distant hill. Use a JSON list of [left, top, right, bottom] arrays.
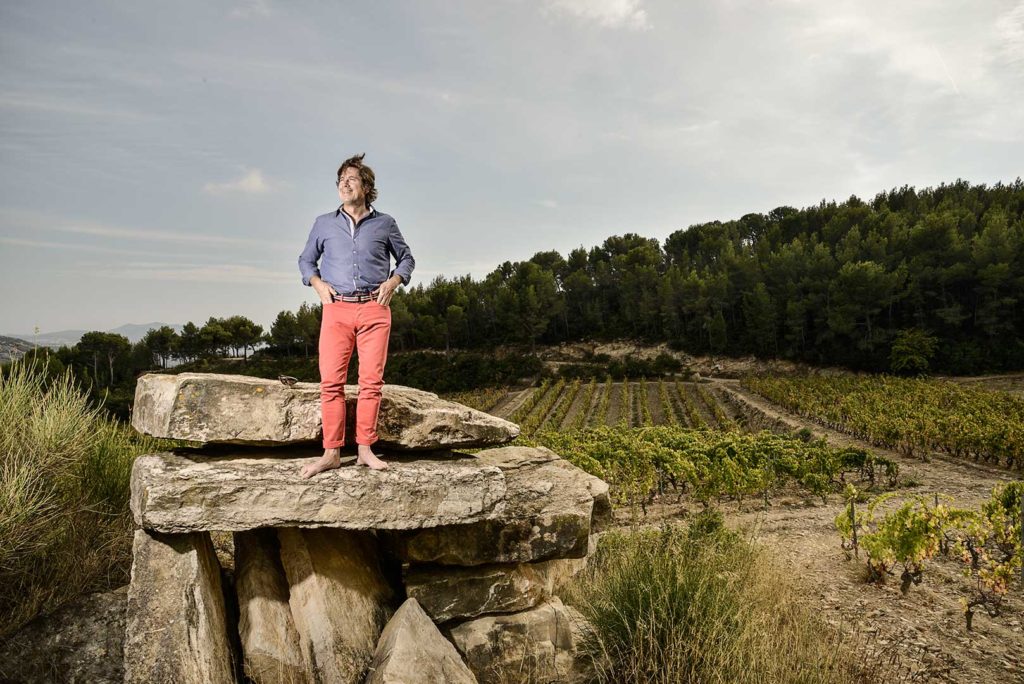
[[0, 323, 184, 358], [0, 336, 36, 364]]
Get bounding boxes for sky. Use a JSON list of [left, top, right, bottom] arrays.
[[1, 0, 1022, 336]]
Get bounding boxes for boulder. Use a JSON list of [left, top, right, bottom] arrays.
[[131, 373, 519, 449], [277, 528, 394, 684], [365, 598, 477, 684], [123, 530, 235, 684], [447, 597, 584, 684], [233, 530, 307, 684], [0, 585, 127, 684], [130, 451, 505, 533], [392, 446, 608, 565], [406, 556, 587, 623]]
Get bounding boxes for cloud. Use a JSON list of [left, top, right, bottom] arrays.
[[0, 209, 294, 252], [85, 263, 294, 284], [993, 3, 1024, 71], [230, 0, 272, 19], [540, 0, 651, 30], [0, 236, 190, 258], [0, 92, 150, 120], [203, 169, 286, 196]]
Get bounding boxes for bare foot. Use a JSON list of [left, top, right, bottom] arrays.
[[301, 448, 342, 478], [356, 445, 388, 470]]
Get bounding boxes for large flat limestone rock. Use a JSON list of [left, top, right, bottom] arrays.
[[392, 446, 610, 566], [123, 530, 235, 684], [278, 528, 394, 684], [132, 372, 519, 449], [365, 598, 477, 684], [131, 450, 506, 533]]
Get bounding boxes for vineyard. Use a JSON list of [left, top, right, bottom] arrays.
[[449, 378, 741, 433], [742, 373, 1024, 470], [445, 371, 1024, 680]]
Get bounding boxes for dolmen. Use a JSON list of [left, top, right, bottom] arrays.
[[126, 372, 610, 684]]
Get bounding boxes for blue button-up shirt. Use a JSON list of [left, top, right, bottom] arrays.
[[298, 206, 415, 293]]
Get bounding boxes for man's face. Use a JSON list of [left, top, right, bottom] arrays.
[[337, 169, 365, 205]]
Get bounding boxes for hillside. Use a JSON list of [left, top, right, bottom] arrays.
[[0, 336, 35, 364]]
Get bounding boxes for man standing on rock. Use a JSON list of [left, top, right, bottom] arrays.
[[297, 154, 415, 476]]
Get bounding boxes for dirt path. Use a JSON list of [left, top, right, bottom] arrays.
[[492, 386, 533, 419], [633, 380, 1024, 684]]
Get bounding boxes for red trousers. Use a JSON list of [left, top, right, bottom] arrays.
[[318, 299, 392, 447]]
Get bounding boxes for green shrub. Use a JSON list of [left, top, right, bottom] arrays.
[[0, 358, 166, 638]]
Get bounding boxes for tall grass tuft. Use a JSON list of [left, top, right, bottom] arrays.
[[565, 513, 860, 684], [0, 358, 162, 638]]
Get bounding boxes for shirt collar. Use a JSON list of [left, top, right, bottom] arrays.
[[336, 204, 376, 220]]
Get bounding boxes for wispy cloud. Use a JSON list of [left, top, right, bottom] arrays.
[[230, 0, 272, 19], [540, 0, 651, 30], [1, 209, 293, 251], [85, 263, 293, 284], [203, 168, 286, 196], [0, 92, 150, 120], [0, 236, 192, 258], [993, 3, 1024, 70]]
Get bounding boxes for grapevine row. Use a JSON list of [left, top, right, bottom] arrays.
[[675, 380, 707, 429], [543, 378, 582, 431], [524, 424, 898, 513], [697, 384, 736, 430], [744, 373, 1024, 469], [521, 378, 567, 435]]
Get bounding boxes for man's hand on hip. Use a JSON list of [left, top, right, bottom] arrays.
[[311, 277, 338, 305], [376, 276, 402, 306]]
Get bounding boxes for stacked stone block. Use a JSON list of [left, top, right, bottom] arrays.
[[125, 373, 609, 683]]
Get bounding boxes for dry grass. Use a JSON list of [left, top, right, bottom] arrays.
[[0, 358, 165, 638], [564, 513, 867, 684]]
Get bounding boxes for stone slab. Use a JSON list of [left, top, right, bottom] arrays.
[[132, 372, 519, 449], [131, 451, 506, 533], [123, 530, 235, 684], [278, 528, 394, 684], [392, 446, 606, 565], [406, 556, 583, 623], [233, 529, 308, 684]]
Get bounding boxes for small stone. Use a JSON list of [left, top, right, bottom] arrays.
[[365, 598, 477, 684]]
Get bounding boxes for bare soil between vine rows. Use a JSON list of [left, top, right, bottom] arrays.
[[611, 380, 1023, 684]]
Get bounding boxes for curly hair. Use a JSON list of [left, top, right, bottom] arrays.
[[337, 153, 378, 205]]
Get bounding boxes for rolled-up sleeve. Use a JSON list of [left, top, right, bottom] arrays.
[[297, 221, 323, 286], [387, 218, 415, 286]]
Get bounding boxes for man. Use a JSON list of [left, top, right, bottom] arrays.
[[297, 154, 415, 477]]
